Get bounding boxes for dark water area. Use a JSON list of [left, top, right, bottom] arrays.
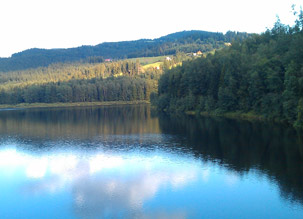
[[0, 105, 302, 218]]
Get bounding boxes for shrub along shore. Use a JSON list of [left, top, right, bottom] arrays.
[[0, 100, 150, 110]]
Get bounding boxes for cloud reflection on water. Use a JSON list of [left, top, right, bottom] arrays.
[[0, 145, 203, 218]]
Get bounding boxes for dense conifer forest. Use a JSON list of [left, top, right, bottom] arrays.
[[0, 60, 161, 104], [0, 52, 190, 104], [154, 10, 303, 128]]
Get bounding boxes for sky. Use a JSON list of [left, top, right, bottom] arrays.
[[0, 0, 302, 58]]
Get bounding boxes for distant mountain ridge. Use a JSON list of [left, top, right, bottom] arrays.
[[0, 30, 249, 72]]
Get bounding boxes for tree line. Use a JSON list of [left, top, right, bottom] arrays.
[[0, 60, 161, 104], [0, 60, 144, 89], [154, 10, 303, 128]]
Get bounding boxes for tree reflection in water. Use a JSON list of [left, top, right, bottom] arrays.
[[0, 105, 302, 218]]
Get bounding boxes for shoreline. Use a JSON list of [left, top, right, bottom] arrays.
[[184, 110, 291, 126], [198, 111, 265, 121], [0, 100, 150, 110]]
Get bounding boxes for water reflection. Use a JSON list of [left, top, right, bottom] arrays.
[[0, 105, 303, 218], [0, 105, 160, 139], [158, 114, 303, 205], [0, 138, 200, 218]]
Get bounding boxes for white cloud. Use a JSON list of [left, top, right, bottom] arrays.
[[0, 150, 199, 215], [89, 154, 124, 174], [25, 157, 48, 179]]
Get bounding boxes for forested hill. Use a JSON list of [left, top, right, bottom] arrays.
[[0, 55, 187, 105], [0, 30, 248, 72], [155, 12, 303, 128]]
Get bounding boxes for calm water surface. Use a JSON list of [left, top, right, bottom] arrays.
[[0, 105, 302, 218]]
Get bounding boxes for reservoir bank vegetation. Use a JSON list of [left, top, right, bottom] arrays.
[[0, 31, 245, 106], [154, 9, 303, 128], [0, 10, 303, 129]]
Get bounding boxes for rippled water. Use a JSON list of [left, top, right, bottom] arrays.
[[0, 105, 302, 218]]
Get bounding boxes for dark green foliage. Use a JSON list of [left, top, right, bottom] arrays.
[[0, 77, 154, 104], [155, 12, 303, 128], [0, 31, 249, 72], [0, 60, 160, 105]]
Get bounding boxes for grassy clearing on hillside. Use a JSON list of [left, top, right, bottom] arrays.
[[127, 56, 166, 65], [142, 62, 163, 70]]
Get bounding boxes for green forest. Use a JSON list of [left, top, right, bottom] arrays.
[[0, 53, 190, 104], [0, 30, 248, 72], [0, 60, 160, 104], [154, 10, 303, 128], [0, 30, 240, 106]]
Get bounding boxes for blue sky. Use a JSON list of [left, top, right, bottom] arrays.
[[0, 0, 302, 57]]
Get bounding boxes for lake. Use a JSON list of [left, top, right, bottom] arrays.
[[0, 104, 302, 218]]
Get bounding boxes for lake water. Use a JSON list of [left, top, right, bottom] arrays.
[[0, 104, 303, 218]]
